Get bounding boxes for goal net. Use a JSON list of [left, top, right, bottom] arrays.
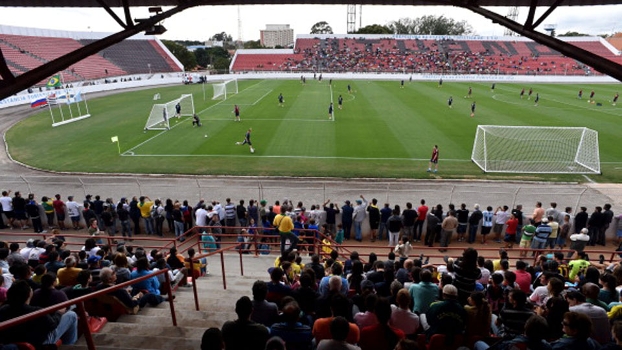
[[471, 125, 600, 174], [212, 79, 238, 100], [144, 94, 194, 131]]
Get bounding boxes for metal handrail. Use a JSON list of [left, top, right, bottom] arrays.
[[0, 268, 176, 350]]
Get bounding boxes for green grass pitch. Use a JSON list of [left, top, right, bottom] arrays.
[[6, 79, 622, 182]]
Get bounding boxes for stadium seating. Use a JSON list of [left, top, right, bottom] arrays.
[[232, 37, 620, 76]]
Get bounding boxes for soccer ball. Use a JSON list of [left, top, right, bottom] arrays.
[[204, 135, 207, 138], [236, 142, 241, 145], [250, 148, 255, 153]]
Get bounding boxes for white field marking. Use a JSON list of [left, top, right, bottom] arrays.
[[582, 175, 596, 183], [121, 153, 473, 161], [195, 80, 265, 115], [199, 118, 332, 122], [251, 89, 273, 105]]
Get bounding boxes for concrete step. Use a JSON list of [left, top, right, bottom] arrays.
[[69, 333, 201, 350], [117, 313, 230, 328], [91, 323, 206, 338]]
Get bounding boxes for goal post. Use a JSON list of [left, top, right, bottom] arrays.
[[212, 79, 238, 100], [471, 125, 600, 174], [144, 94, 194, 131]]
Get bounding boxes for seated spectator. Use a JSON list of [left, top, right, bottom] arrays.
[[56, 256, 82, 287], [87, 255, 103, 287], [408, 269, 438, 314], [465, 291, 492, 339], [221, 296, 270, 350], [599, 273, 619, 305], [95, 267, 146, 309], [354, 293, 379, 330], [495, 289, 534, 338], [474, 314, 551, 350], [602, 320, 622, 350], [566, 290, 610, 345], [360, 297, 405, 350], [313, 293, 359, 345], [201, 327, 224, 350], [316, 316, 361, 350], [267, 267, 292, 305], [584, 282, 610, 311], [552, 311, 600, 350], [292, 271, 319, 319], [165, 247, 188, 287], [63, 269, 93, 300], [251, 280, 279, 327], [319, 262, 349, 297], [111, 252, 132, 284], [424, 284, 467, 340], [130, 257, 168, 306], [44, 251, 64, 274], [270, 300, 313, 350], [8, 261, 39, 291], [390, 288, 420, 337], [0, 280, 78, 346], [31, 272, 68, 308]]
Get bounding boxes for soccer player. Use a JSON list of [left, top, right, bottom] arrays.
[[534, 93, 540, 106], [447, 96, 453, 109], [409, 75, 412, 83], [470, 101, 476, 117], [613, 92, 619, 106], [520, 88, 525, 99], [578, 89, 583, 99], [438, 77, 443, 88], [328, 102, 334, 120], [237, 128, 254, 153], [466, 86, 472, 98], [400, 80, 404, 88], [318, 73, 322, 82], [192, 114, 201, 127], [233, 105, 240, 122], [427, 145, 439, 173], [347, 84, 352, 94], [589, 90, 595, 103], [329, 78, 332, 85], [491, 83, 496, 92], [528, 88, 533, 100], [278, 93, 284, 107], [338, 95, 343, 110], [175, 102, 181, 118]]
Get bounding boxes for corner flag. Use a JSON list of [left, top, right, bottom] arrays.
[[46, 74, 62, 88], [111, 136, 119, 143]]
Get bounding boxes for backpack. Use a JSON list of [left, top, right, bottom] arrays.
[[150, 205, 159, 218]]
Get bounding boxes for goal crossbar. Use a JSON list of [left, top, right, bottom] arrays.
[[212, 79, 238, 100]]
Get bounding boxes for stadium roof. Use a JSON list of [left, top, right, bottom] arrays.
[[0, 0, 620, 6]]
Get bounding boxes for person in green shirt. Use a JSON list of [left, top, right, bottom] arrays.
[[568, 251, 591, 282], [519, 224, 536, 258]]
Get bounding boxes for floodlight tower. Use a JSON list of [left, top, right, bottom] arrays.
[[237, 5, 243, 43], [504, 7, 519, 36], [347, 5, 357, 33]]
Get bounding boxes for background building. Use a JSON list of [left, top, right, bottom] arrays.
[[260, 24, 294, 48]]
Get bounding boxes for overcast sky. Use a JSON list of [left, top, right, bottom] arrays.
[[2, 4, 622, 41]]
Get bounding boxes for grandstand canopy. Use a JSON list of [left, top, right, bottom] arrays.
[[1, 0, 622, 101], [0, 0, 619, 6]]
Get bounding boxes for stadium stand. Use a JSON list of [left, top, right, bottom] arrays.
[[231, 34, 621, 76]]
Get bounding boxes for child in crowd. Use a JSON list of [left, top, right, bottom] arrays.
[[394, 236, 412, 263], [32, 264, 47, 284], [334, 223, 344, 252], [247, 218, 259, 256], [321, 233, 333, 260], [201, 231, 217, 253], [258, 238, 270, 255]]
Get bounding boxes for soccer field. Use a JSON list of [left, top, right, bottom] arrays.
[[6, 79, 622, 182]]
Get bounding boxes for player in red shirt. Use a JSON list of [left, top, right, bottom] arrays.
[[427, 145, 439, 173], [233, 105, 240, 122]]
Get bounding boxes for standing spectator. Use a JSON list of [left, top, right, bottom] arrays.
[[25, 194, 43, 233], [387, 208, 403, 248], [0, 190, 14, 228], [504, 213, 519, 249], [352, 195, 367, 242], [66, 196, 82, 230], [558, 214, 571, 249], [511, 204, 525, 244], [574, 206, 589, 234], [138, 196, 154, 235], [237, 199, 248, 229], [274, 207, 297, 254], [401, 203, 417, 242], [547, 216, 560, 249], [117, 201, 132, 239], [424, 211, 439, 248], [439, 210, 458, 252], [164, 199, 175, 233], [367, 199, 380, 242], [92, 195, 105, 230], [414, 199, 428, 242], [481, 206, 494, 244], [453, 247, 482, 304], [531, 218, 552, 254], [532, 202, 545, 227], [171, 202, 184, 241], [41, 196, 55, 230], [456, 203, 469, 243], [224, 198, 236, 234], [378, 203, 392, 242], [493, 205, 509, 243], [11, 192, 28, 230], [341, 201, 353, 241], [588, 206, 604, 246], [468, 204, 483, 244], [601, 204, 614, 246], [128, 196, 141, 234], [153, 199, 165, 237]]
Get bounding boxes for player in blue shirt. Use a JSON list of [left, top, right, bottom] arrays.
[[338, 95, 343, 110], [278, 93, 284, 107], [328, 103, 334, 120], [448, 96, 453, 109]]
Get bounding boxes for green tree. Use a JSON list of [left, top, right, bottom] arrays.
[[244, 40, 263, 49], [213, 57, 230, 71], [355, 24, 392, 34], [162, 40, 197, 70], [210, 32, 233, 42], [558, 31, 590, 37], [389, 15, 473, 35], [310, 21, 333, 34], [194, 48, 209, 68], [388, 18, 417, 34]]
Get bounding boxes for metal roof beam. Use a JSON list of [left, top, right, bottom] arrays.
[[0, 49, 16, 84], [95, 0, 129, 28], [532, 0, 564, 29]]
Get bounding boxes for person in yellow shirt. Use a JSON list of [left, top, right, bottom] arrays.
[[138, 196, 154, 235], [56, 256, 82, 287], [273, 206, 297, 253]]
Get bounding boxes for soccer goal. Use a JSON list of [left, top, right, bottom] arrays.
[[144, 94, 194, 131], [212, 79, 238, 100], [471, 125, 600, 174]]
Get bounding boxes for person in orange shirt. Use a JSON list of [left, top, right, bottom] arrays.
[[312, 294, 360, 345]]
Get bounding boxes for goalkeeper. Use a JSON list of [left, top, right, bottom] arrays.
[[192, 114, 201, 127]]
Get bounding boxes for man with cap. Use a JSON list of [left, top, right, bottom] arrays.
[[87, 255, 103, 287], [222, 296, 270, 350], [424, 284, 467, 339], [568, 228, 590, 258], [341, 200, 354, 240], [531, 217, 551, 255], [352, 195, 367, 242]]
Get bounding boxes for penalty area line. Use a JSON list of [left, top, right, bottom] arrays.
[[119, 154, 473, 161]]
